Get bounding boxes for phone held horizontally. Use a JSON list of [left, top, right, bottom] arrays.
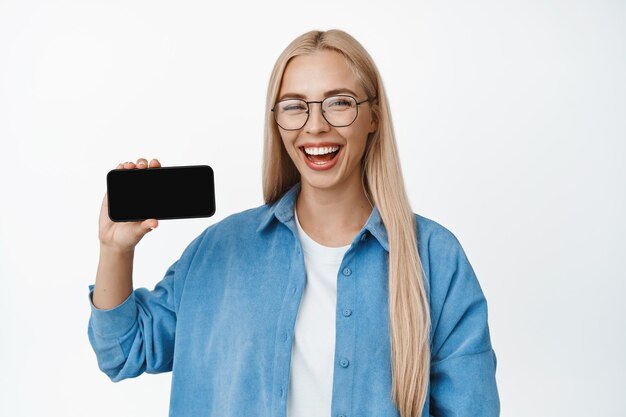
[[106, 165, 216, 222]]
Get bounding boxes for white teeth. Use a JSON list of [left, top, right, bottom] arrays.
[[303, 145, 340, 155]]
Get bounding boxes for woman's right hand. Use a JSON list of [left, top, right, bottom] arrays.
[[98, 158, 161, 252]]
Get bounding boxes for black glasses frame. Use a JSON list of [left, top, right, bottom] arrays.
[[271, 94, 375, 131]]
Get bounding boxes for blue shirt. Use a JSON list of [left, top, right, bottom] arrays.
[[87, 181, 500, 417]]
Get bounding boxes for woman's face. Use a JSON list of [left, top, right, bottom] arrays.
[[276, 49, 377, 192]]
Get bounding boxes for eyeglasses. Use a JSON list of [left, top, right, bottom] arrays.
[[271, 94, 375, 131]]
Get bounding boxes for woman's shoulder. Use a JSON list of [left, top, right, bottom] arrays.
[[194, 202, 274, 241], [177, 203, 273, 259], [215, 203, 270, 228], [413, 212, 463, 252], [411, 212, 476, 284]]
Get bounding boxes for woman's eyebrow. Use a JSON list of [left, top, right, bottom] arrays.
[[278, 88, 359, 101]]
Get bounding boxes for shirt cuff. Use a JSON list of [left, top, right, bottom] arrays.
[[88, 284, 138, 338]]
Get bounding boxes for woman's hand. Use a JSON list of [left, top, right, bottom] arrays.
[[98, 158, 161, 252]]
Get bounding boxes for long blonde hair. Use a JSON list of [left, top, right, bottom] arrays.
[[262, 29, 431, 417]]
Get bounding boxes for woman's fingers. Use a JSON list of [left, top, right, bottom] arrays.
[[136, 158, 149, 169], [117, 158, 159, 170]]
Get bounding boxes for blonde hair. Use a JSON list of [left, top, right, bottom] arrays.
[[262, 29, 431, 417]]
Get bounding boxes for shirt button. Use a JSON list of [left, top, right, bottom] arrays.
[[342, 267, 352, 276], [292, 286, 297, 295], [283, 332, 289, 342], [360, 233, 367, 241], [339, 358, 350, 368], [343, 309, 352, 317]]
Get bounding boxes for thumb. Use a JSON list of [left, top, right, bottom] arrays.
[[139, 218, 159, 234]]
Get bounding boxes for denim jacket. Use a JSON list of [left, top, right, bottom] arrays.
[[87, 181, 500, 416]]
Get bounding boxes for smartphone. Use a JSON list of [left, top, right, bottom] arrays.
[[106, 165, 216, 222]]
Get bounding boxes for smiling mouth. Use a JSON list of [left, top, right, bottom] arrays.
[[299, 146, 342, 164]]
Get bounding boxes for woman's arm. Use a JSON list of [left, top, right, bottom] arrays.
[[87, 227, 206, 381], [92, 158, 160, 309], [92, 246, 134, 310], [427, 228, 500, 416]]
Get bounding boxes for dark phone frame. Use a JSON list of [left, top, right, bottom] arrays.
[[106, 164, 216, 222]]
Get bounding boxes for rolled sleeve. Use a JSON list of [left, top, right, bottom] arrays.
[[86, 263, 180, 382], [430, 349, 499, 416], [88, 284, 138, 338]]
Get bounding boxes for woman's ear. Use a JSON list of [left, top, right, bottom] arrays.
[[369, 119, 378, 133], [368, 96, 380, 133], [368, 110, 379, 133]]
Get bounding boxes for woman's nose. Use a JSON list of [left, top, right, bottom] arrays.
[[304, 102, 330, 134]]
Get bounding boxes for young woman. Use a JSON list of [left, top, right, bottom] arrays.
[[88, 29, 500, 417]]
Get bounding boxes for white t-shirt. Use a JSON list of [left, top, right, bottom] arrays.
[[287, 208, 351, 417]]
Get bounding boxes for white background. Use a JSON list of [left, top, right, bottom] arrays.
[[1, 0, 624, 416]]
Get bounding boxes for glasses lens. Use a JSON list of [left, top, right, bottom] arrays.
[[275, 99, 308, 130], [323, 96, 357, 127]]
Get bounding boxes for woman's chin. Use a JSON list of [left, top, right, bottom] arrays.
[[300, 174, 334, 188]]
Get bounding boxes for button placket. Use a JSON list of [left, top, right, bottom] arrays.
[[332, 258, 356, 416]]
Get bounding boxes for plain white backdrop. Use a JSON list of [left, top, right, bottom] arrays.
[[0, 0, 624, 416]]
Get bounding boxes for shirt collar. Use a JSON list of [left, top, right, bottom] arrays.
[[256, 181, 389, 252]]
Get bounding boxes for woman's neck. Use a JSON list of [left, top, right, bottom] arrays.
[[295, 177, 373, 247]]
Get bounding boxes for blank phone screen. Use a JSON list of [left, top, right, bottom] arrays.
[[106, 165, 215, 221]]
